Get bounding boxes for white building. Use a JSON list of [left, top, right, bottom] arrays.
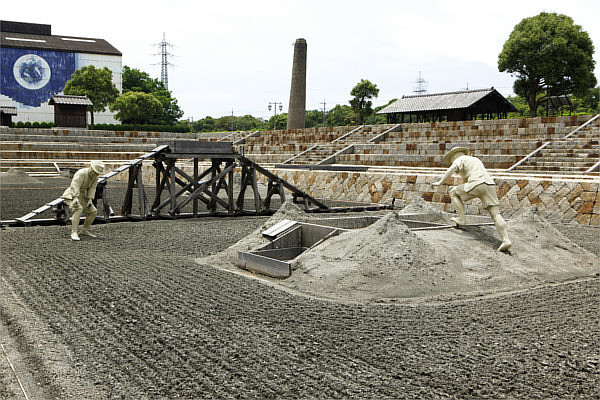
[[0, 20, 122, 124]]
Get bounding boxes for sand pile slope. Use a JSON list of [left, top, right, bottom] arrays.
[[199, 201, 598, 304], [0, 168, 42, 184], [283, 206, 598, 303], [284, 211, 448, 302]]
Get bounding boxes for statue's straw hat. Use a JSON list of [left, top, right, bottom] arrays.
[[442, 147, 470, 165], [90, 160, 105, 174]]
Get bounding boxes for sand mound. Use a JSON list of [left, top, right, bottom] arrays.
[[0, 168, 41, 184], [284, 211, 448, 301], [198, 202, 598, 304], [399, 196, 441, 215]]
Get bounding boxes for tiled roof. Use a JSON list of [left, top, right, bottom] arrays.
[[49, 95, 93, 106], [0, 106, 18, 115], [1, 32, 121, 56], [378, 88, 513, 114]]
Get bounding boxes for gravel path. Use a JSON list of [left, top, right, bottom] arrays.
[[0, 178, 599, 399]]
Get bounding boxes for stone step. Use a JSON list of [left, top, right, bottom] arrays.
[[0, 142, 156, 152], [535, 156, 600, 163], [522, 159, 597, 167], [0, 133, 161, 144], [0, 150, 144, 160], [4, 127, 216, 140]]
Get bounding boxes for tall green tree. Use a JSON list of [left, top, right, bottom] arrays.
[[109, 91, 162, 129], [349, 79, 380, 124], [327, 104, 355, 126], [63, 65, 119, 125], [498, 12, 596, 116], [122, 66, 183, 125]]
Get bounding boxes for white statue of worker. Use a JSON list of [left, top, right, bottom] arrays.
[[432, 147, 512, 252], [62, 160, 105, 241]]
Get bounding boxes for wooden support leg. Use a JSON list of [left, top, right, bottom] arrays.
[[250, 166, 262, 213], [236, 165, 248, 211], [122, 165, 137, 215], [209, 160, 219, 212], [98, 181, 113, 219], [227, 161, 234, 214], [193, 158, 199, 217], [168, 159, 176, 214], [136, 166, 147, 218]]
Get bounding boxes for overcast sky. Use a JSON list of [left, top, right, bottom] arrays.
[[4, 0, 599, 121]]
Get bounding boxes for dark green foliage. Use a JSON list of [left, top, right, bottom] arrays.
[[350, 79, 380, 124], [122, 66, 184, 125], [326, 104, 356, 126], [192, 114, 268, 132], [498, 12, 596, 116], [109, 91, 163, 129], [63, 65, 119, 125]]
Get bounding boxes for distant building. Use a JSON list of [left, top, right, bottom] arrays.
[[377, 88, 517, 123], [49, 94, 93, 128], [0, 20, 122, 124], [1, 105, 17, 126]]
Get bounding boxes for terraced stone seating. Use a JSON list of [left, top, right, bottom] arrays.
[[332, 115, 597, 173], [510, 117, 600, 174], [242, 126, 356, 165], [284, 124, 400, 165], [0, 127, 221, 175], [337, 140, 544, 169]]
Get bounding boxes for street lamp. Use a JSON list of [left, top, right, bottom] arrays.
[[268, 102, 283, 130]]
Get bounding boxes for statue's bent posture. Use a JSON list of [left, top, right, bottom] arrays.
[[433, 147, 512, 252], [62, 161, 104, 241]]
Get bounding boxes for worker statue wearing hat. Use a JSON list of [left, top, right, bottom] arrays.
[[433, 147, 512, 252], [62, 160, 105, 241]]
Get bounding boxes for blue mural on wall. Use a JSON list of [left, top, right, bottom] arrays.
[[0, 47, 76, 107]]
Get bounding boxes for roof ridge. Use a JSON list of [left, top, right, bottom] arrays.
[[402, 87, 494, 99]]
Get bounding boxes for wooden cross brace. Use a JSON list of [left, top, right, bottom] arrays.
[[151, 158, 238, 216]]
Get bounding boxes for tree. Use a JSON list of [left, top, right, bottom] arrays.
[[63, 65, 119, 125], [109, 91, 162, 129], [122, 66, 184, 125], [327, 104, 355, 126], [498, 12, 596, 116], [349, 79, 380, 124], [192, 116, 216, 132], [267, 113, 287, 130], [305, 109, 326, 128]]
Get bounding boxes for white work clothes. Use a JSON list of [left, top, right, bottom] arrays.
[[449, 155, 495, 192], [62, 167, 99, 201]]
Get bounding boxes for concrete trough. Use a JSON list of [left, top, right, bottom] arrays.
[[238, 221, 347, 278]]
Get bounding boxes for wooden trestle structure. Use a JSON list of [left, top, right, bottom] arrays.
[[12, 140, 389, 227], [115, 140, 328, 220]]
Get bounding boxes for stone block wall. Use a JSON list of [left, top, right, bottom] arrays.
[[108, 162, 599, 226]]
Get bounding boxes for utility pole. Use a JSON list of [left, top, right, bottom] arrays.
[[320, 99, 327, 127], [268, 102, 283, 130], [231, 109, 234, 132]]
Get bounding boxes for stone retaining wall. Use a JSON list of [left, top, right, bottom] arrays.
[[107, 162, 599, 226], [267, 169, 599, 225]]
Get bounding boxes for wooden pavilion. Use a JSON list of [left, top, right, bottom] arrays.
[[377, 87, 517, 123]]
